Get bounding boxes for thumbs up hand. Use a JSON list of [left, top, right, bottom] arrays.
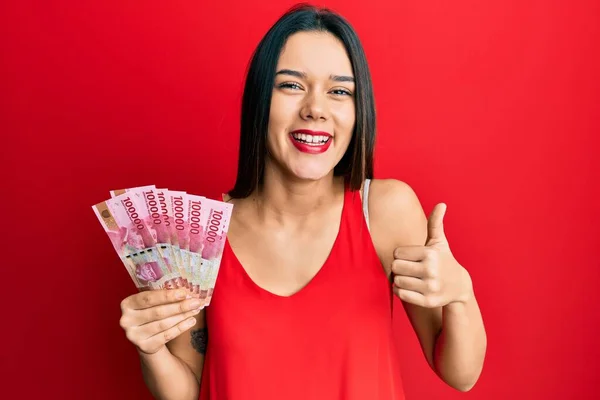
[[392, 203, 472, 308]]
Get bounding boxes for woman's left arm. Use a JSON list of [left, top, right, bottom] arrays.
[[369, 179, 487, 392]]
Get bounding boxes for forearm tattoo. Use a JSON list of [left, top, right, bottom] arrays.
[[191, 327, 208, 354]]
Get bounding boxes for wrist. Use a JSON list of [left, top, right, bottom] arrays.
[[450, 265, 474, 307], [138, 345, 169, 362]]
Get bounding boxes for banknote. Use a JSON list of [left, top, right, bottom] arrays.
[[93, 190, 184, 291], [187, 194, 207, 298], [109, 186, 185, 291], [156, 188, 190, 289], [167, 191, 193, 292], [199, 199, 233, 306]]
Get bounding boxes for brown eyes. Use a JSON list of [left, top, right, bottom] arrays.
[[277, 82, 352, 97], [278, 82, 302, 91]]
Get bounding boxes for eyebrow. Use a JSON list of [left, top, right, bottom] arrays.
[[275, 69, 355, 83]]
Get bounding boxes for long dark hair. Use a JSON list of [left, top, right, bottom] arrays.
[[228, 3, 376, 198]]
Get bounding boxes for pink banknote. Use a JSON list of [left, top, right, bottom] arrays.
[[155, 188, 189, 289], [93, 190, 184, 291], [200, 199, 233, 306], [167, 191, 193, 293], [187, 194, 207, 298]]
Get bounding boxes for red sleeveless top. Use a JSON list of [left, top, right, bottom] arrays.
[[199, 183, 406, 399]]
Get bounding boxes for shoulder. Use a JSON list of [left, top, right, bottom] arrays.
[[366, 179, 421, 213], [366, 179, 428, 266]]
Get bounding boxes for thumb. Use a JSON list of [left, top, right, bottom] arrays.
[[426, 203, 447, 245]]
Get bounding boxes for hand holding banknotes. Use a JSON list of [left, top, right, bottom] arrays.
[[119, 288, 203, 355], [92, 185, 233, 308]]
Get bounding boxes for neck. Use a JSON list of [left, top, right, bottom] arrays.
[[251, 164, 344, 221]]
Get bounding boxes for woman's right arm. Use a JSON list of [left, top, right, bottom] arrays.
[[120, 289, 207, 400]]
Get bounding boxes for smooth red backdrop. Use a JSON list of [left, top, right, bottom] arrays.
[[1, 0, 598, 398]]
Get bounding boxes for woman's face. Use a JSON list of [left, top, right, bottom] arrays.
[[266, 31, 356, 182]]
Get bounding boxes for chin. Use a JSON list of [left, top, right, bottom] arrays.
[[289, 164, 332, 181]]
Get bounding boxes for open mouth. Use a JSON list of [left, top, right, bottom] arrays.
[[289, 130, 333, 154], [291, 132, 331, 146]]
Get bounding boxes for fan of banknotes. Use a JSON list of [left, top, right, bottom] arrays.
[[92, 185, 233, 308]]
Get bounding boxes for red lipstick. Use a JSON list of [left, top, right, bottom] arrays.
[[289, 130, 332, 154]]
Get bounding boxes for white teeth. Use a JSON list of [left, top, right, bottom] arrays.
[[292, 133, 331, 145]]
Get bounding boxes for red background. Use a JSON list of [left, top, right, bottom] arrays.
[[1, 0, 598, 398]]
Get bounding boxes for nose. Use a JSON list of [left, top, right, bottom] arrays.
[[300, 91, 328, 122]]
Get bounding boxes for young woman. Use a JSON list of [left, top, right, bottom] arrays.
[[118, 4, 487, 399]]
